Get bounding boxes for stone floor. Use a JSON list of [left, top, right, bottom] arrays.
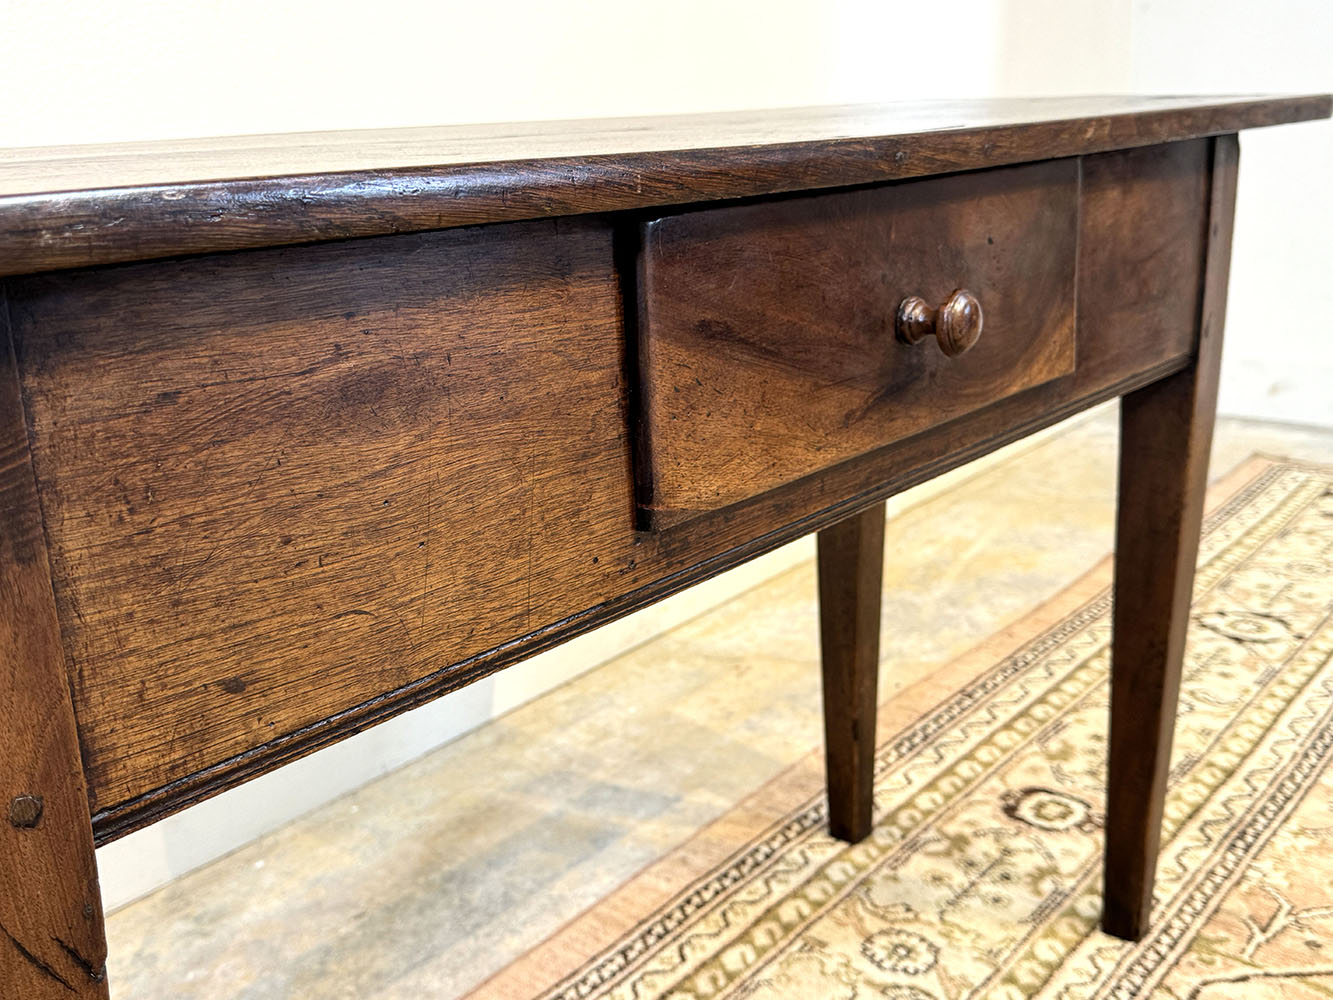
[[104, 405, 1333, 999]]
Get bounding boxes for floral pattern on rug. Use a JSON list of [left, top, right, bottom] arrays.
[[521, 462, 1333, 1000]]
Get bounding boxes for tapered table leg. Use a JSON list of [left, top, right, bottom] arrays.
[[1102, 133, 1238, 941], [818, 500, 886, 844]]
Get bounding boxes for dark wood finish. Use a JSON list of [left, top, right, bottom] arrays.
[[0, 140, 1236, 845], [636, 158, 1080, 523], [0, 96, 1326, 277], [10, 218, 629, 817], [818, 502, 886, 843], [1074, 140, 1214, 398], [0, 313, 108, 997], [896, 289, 983, 357], [1102, 133, 1239, 941]]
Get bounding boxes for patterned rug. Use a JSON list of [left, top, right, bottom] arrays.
[[468, 457, 1333, 1000]]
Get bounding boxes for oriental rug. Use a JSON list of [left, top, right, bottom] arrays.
[[470, 456, 1333, 1000]]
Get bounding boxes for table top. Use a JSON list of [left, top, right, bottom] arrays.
[[0, 95, 1327, 276]]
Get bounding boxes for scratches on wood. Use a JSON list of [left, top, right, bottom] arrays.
[[53, 934, 107, 984], [13, 219, 634, 815], [1, 922, 77, 993]]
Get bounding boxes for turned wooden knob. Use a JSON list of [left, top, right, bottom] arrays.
[[895, 289, 983, 358]]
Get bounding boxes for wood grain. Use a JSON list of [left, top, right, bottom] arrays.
[[1075, 140, 1213, 397], [10, 218, 637, 819], [1101, 133, 1239, 941], [818, 502, 886, 844], [0, 95, 1326, 277], [636, 158, 1079, 523], [0, 299, 108, 997], [4, 139, 1222, 841]]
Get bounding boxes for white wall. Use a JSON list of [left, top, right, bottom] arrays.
[[1129, 0, 1333, 426], [992, 0, 1333, 425], [2, 0, 1326, 909], [2, 0, 1006, 145]]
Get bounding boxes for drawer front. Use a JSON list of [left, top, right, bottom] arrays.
[[635, 158, 1080, 525]]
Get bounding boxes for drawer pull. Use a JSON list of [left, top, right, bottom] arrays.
[[896, 289, 983, 357]]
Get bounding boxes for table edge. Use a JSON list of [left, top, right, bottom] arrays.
[[1, 95, 1327, 278]]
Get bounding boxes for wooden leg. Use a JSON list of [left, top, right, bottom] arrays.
[[1, 328, 109, 995], [818, 500, 886, 844], [1102, 134, 1238, 941]]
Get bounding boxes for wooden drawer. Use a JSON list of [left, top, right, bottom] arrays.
[[634, 159, 1081, 526]]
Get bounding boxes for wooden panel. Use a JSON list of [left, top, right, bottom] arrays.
[[1076, 140, 1213, 393], [0, 312, 108, 996], [0, 95, 1326, 277], [9, 220, 639, 818], [636, 159, 1079, 524]]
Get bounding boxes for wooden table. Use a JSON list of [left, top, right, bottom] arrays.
[[1, 96, 1329, 997]]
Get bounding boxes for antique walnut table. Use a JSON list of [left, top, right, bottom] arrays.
[[1, 96, 1330, 996]]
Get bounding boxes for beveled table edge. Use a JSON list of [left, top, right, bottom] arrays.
[[0, 95, 1327, 278]]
